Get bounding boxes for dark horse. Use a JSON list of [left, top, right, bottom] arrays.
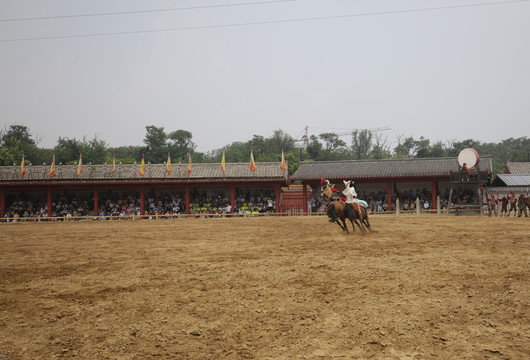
[[326, 200, 363, 233]]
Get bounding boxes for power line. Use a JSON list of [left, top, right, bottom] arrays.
[[1, 0, 529, 43], [0, 0, 297, 22]]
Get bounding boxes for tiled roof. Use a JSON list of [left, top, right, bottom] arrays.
[[492, 174, 530, 187], [505, 162, 530, 174], [0, 162, 287, 182], [291, 157, 493, 180], [486, 186, 530, 195]]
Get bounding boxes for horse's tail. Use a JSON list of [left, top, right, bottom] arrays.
[[327, 203, 338, 223]]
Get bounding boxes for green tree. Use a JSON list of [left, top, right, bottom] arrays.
[[319, 133, 346, 152], [414, 137, 431, 158], [168, 130, 196, 162], [55, 137, 81, 164], [351, 129, 373, 160], [142, 125, 168, 163], [53, 135, 107, 165], [108, 146, 143, 164], [0, 125, 41, 166], [371, 133, 392, 159], [393, 135, 416, 158], [306, 135, 323, 160], [82, 135, 107, 164], [266, 129, 295, 154]]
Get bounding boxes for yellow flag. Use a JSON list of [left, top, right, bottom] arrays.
[[221, 152, 226, 174], [77, 154, 82, 177], [250, 150, 256, 172], [166, 153, 172, 175], [49, 155, 55, 177], [187, 154, 192, 177], [20, 154, 26, 178], [280, 150, 286, 172], [139, 155, 145, 176]]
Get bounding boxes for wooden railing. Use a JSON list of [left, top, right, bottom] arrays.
[[1, 206, 490, 223], [449, 170, 490, 183]]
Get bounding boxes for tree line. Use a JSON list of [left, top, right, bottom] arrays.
[[1, 124, 529, 175]]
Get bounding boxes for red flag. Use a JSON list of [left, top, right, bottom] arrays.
[[221, 151, 226, 174], [77, 154, 82, 177], [20, 154, 26, 178], [187, 154, 192, 177], [49, 155, 55, 177], [250, 150, 256, 172], [112, 154, 116, 176], [280, 150, 286, 172], [139, 155, 145, 176]]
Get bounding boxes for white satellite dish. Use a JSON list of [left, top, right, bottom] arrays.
[[458, 148, 480, 168]]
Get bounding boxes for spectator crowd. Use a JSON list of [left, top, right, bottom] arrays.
[[2, 189, 277, 221], [312, 187, 479, 214]]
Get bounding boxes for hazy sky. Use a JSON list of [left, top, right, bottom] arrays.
[[1, 0, 529, 153]]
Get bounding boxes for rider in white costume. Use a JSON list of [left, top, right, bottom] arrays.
[[342, 180, 369, 209]]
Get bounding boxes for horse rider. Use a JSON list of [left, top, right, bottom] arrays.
[[517, 194, 528, 218], [342, 180, 369, 210], [320, 178, 345, 202]]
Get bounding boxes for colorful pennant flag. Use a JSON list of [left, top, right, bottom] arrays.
[[139, 155, 145, 176], [187, 154, 192, 177], [20, 154, 26, 178], [112, 154, 116, 176], [77, 154, 82, 177], [221, 151, 226, 174], [250, 149, 256, 173], [280, 150, 286, 172], [49, 155, 55, 177], [166, 153, 172, 176]]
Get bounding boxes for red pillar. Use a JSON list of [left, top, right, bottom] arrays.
[[302, 182, 308, 214], [275, 184, 281, 216], [140, 188, 145, 216], [93, 189, 98, 217], [387, 182, 392, 213], [230, 186, 236, 215], [0, 189, 5, 219], [431, 181, 437, 210], [185, 186, 190, 214], [47, 189, 52, 218]]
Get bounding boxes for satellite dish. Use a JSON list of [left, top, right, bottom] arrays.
[[458, 148, 480, 168]]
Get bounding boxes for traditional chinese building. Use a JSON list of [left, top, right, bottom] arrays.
[[0, 161, 288, 218], [291, 157, 493, 212]]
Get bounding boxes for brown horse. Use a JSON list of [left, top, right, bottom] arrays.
[[326, 200, 363, 233], [349, 201, 371, 231], [517, 194, 529, 217]]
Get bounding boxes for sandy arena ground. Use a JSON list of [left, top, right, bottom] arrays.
[[0, 215, 529, 359]]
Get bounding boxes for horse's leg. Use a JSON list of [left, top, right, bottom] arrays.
[[344, 203, 360, 232], [356, 217, 364, 232], [363, 212, 372, 231], [348, 217, 356, 232], [334, 220, 346, 232], [340, 216, 349, 234], [351, 210, 363, 232], [355, 208, 365, 232]]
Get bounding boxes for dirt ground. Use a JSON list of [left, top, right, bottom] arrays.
[[0, 215, 529, 360]]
